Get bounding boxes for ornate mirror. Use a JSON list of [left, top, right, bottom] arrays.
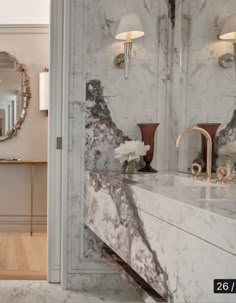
[[0, 52, 31, 141]]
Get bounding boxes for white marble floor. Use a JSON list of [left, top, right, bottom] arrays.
[[0, 281, 144, 303]]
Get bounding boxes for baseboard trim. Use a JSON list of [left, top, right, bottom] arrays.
[[48, 268, 61, 283]]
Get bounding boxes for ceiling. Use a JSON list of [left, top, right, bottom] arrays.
[[0, 0, 49, 24]]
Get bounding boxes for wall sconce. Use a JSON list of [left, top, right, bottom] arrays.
[[39, 68, 49, 112], [114, 14, 144, 79], [218, 14, 236, 72]]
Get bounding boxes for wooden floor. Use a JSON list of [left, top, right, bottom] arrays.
[[0, 233, 47, 280]]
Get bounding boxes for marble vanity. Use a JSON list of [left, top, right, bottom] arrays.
[[85, 171, 236, 303]]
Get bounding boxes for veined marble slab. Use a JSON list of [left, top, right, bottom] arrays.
[[64, 0, 172, 289], [85, 171, 236, 303]]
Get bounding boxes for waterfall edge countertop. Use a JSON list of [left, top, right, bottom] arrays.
[[86, 170, 236, 254], [85, 170, 236, 303]]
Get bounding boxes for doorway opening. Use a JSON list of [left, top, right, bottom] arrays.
[[0, 0, 50, 281]]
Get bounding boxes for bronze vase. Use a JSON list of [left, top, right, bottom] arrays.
[[197, 123, 221, 172], [137, 123, 159, 173]]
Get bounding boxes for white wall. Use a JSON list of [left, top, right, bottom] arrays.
[[0, 25, 49, 232], [0, 0, 49, 24]]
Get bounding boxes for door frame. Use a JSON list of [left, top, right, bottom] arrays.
[[48, 0, 64, 283], [48, 0, 71, 287]]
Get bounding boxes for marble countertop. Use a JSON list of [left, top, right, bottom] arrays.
[[86, 170, 236, 302], [88, 170, 236, 256], [92, 170, 236, 221]]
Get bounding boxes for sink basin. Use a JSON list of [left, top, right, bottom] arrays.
[[125, 173, 215, 187]]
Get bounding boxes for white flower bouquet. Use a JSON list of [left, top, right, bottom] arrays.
[[115, 140, 150, 173]]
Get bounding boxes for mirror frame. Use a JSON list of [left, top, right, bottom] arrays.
[[0, 51, 31, 142]]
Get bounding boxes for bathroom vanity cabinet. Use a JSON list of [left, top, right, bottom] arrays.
[[85, 171, 236, 303]]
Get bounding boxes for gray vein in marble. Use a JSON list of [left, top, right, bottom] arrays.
[[168, 0, 176, 26], [196, 1, 206, 17], [102, 15, 114, 37], [191, 0, 207, 19], [143, 0, 152, 15], [103, 246, 165, 302], [83, 225, 105, 259], [85, 80, 129, 171]]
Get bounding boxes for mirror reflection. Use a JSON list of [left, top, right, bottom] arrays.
[[0, 52, 30, 141]]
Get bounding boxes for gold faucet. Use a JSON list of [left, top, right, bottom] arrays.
[[176, 126, 212, 181]]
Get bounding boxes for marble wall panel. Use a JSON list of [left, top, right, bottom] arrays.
[[66, 0, 171, 289], [84, 0, 172, 171]]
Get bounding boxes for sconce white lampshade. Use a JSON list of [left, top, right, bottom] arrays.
[[115, 13, 144, 40], [219, 14, 236, 40], [39, 70, 49, 111]]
